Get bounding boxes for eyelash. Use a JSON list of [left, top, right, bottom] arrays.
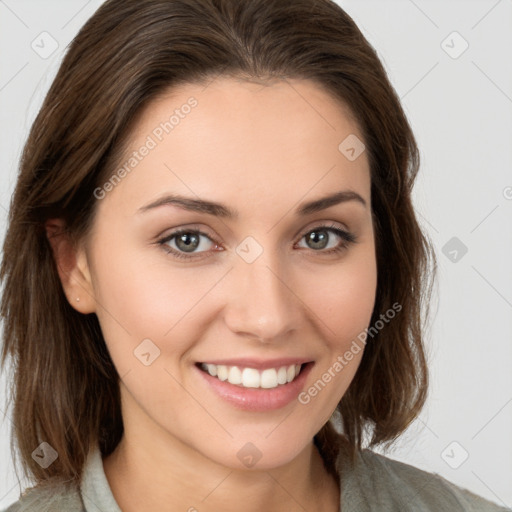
[[157, 223, 357, 261]]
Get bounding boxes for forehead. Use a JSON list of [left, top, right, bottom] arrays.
[[100, 77, 370, 217], [133, 76, 364, 151]]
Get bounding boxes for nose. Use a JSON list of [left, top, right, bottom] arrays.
[[222, 249, 303, 343]]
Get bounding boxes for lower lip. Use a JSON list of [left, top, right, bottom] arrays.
[[195, 362, 314, 412]]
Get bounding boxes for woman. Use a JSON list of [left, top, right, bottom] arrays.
[[0, 0, 507, 510]]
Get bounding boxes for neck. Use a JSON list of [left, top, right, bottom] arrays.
[[103, 432, 340, 512]]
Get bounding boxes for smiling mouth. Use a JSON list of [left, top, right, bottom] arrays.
[[197, 362, 308, 389]]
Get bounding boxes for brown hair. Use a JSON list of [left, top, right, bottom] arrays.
[[1, 0, 436, 487]]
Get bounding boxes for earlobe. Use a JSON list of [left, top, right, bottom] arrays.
[[45, 218, 96, 314]]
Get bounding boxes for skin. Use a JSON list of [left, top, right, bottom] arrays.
[[47, 77, 377, 512]]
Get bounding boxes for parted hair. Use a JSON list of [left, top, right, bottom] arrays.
[[1, 0, 436, 486]]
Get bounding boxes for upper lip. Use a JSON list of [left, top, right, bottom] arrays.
[[197, 358, 314, 370]]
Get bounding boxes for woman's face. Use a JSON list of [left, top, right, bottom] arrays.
[[79, 77, 377, 469]]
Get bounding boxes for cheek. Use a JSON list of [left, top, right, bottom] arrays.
[[301, 250, 377, 348], [293, 259, 376, 435], [88, 247, 208, 417], [91, 255, 208, 355]]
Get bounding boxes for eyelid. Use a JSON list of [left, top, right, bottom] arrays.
[[296, 220, 348, 239], [294, 222, 358, 249], [158, 221, 349, 245], [157, 221, 357, 260], [157, 223, 217, 242], [157, 225, 222, 255]]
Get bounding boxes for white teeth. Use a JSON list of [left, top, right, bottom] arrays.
[[260, 368, 277, 389], [206, 364, 217, 377], [277, 366, 287, 385], [217, 365, 228, 381], [200, 363, 303, 389], [228, 366, 242, 385], [242, 368, 260, 388]]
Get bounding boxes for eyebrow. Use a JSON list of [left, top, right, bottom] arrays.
[[137, 190, 367, 218]]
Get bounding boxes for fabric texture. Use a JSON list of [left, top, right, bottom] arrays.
[[2, 440, 510, 511]]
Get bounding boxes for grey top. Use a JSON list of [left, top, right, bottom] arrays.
[[3, 442, 510, 511]]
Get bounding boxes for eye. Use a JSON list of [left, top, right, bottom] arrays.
[[158, 229, 221, 260], [157, 223, 357, 261], [296, 223, 357, 255]]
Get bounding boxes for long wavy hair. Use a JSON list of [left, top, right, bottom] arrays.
[[1, 0, 436, 487]]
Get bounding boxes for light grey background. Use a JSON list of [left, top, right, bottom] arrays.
[[1, 0, 511, 508]]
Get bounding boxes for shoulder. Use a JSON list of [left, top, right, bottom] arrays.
[[338, 446, 510, 511], [1, 480, 84, 512]]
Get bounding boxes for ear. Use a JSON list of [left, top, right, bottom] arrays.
[[45, 218, 96, 314]]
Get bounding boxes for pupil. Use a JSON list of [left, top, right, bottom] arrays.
[[177, 232, 199, 252], [308, 230, 328, 249]]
